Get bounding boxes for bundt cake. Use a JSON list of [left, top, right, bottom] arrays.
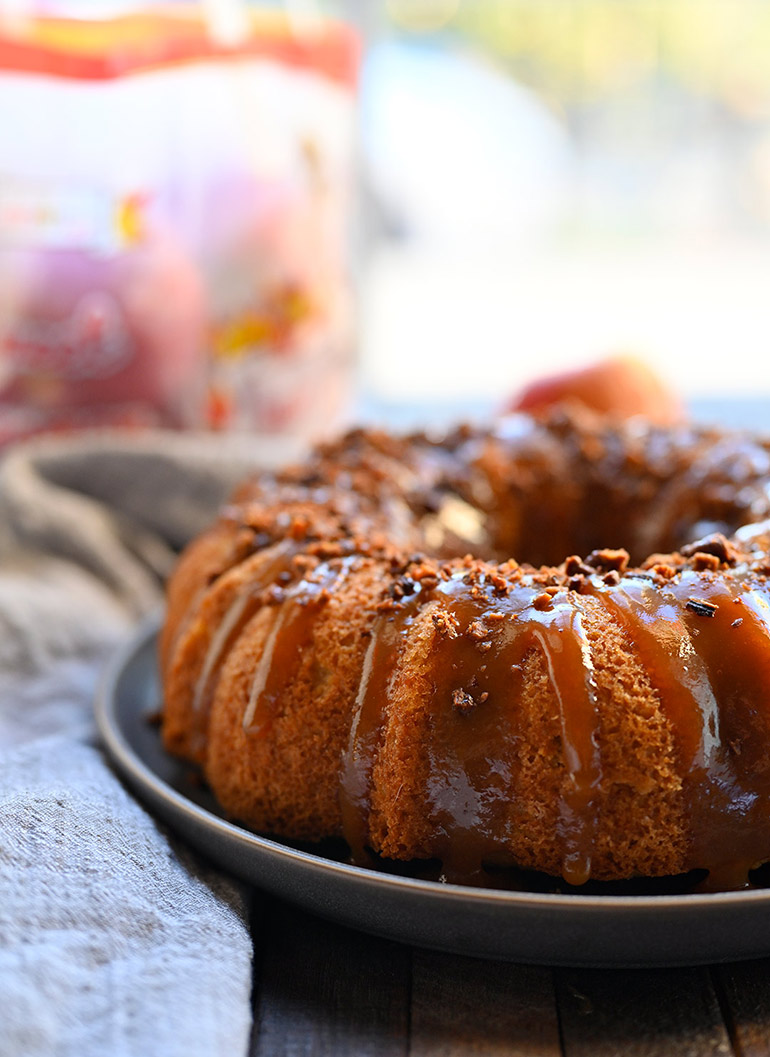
[[161, 410, 770, 890]]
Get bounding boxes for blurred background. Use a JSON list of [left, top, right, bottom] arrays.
[[1, 0, 769, 443], [358, 0, 770, 424]]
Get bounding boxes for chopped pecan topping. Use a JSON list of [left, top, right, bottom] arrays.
[[586, 548, 630, 573], [468, 619, 490, 641], [649, 563, 677, 581], [691, 552, 721, 572], [432, 609, 460, 639], [686, 596, 718, 618], [681, 533, 737, 566], [288, 515, 311, 541], [451, 688, 478, 715], [389, 576, 417, 600], [488, 571, 513, 596]]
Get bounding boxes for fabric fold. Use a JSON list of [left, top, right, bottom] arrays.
[[0, 428, 285, 1057]]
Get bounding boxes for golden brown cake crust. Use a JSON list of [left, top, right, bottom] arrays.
[[161, 412, 770, 889]]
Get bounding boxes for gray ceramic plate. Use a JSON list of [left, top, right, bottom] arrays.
[[95, 617, 770, 968]]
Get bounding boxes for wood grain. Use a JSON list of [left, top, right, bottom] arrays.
[[245, 892, 770, 1057], [250, 896, 410, 1057], [714, 959, 770, 1057], [410, 949, 561, 1057], [556, 966, 733, 1057]]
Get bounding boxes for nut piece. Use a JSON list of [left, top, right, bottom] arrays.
[[586, 548, 630, 574], [686, 596, 718, 618], [681, 533, 737, 566], [451, 688, 478, 715]]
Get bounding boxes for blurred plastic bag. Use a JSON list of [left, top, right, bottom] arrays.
[[0, 7, 359, 444]]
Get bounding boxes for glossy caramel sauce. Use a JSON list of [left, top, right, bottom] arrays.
[[339, 571, 604, 885], [585, 569, 770, 889], [241, 559, 353, 737], [339, 588, 425, 865], [192, 540, 297, 717], [336, 558, 770, 888]]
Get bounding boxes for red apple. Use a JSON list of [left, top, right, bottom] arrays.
[[508, 355, 685, 426]]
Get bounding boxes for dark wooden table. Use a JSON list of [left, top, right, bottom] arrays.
[[247, 892, 770, 1056]]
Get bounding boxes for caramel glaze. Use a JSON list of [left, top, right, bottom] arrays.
[[339, 587, 426, 865], [335, 555, 770, 889], [585, 569, 770, 891], [242, 559, 354, 738], [182, 533, 770, 889], [339, 568, 603, 886], [193, 541, 297, 718], [177, 541, 299, 760]]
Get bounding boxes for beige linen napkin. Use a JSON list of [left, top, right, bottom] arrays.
[[0, 429, 290, 1057]]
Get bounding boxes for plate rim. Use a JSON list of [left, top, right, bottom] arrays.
[[95, 615, 770, 918]]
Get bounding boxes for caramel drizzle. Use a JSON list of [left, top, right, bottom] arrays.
[[424, 577, 602, 886], [339, 571, 602, 886], [191, 540, 296, 717], [196, 524, 770, 889], [668, 574, 770, 888], [338, 559, 770, 889], [192, 591, 256, 715], [590, 568, 770, 889], [161, 512, 257, 677], [588, 578, 719, 770], [242, 560, 353, 736], [339, 590, 425, 865], [535, 605, 602, 886]]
